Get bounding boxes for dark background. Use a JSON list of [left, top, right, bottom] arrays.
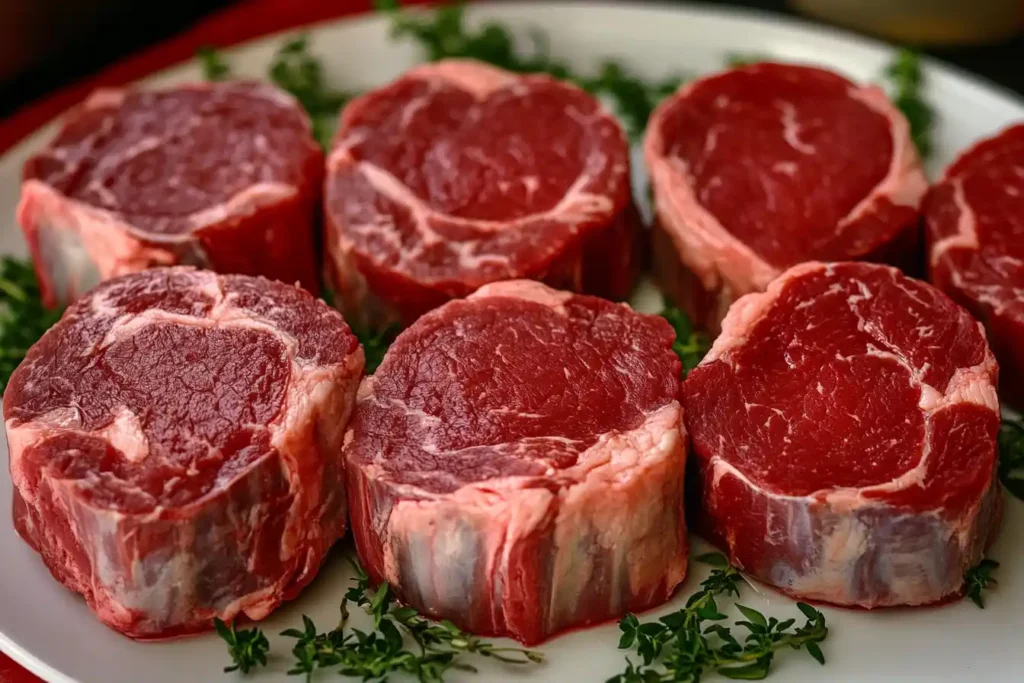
[[1, 0, 1022, 120]]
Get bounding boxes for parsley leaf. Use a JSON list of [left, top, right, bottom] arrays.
[[660, 298, 710, 378], [197, 46, 232, 81], [214, 618, 270, 674], [963, 558, 999, 609], [609, 554, 827, 682], [279, 562, 543, 681], [267, 36, 354, 149], [197, 37, 351, 149], [725, 52, 771, 68], [884, 48, 935, 160], [0, 257, 64, 392], [998, 418, 1024, 501], [354, 324, 402, 374], [375, 1, 685, 139]]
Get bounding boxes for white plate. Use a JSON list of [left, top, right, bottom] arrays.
[[1, 3, 1022, 682]]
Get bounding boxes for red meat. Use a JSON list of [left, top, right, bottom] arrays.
[[4, 268, 363, 638], [18, 82, 323, 307], [323, 59, 641, 328], [646, 63, 927, 334], [682, 261, 1000, 607], [925, 124, 1024, 407], [344, 280, 687, 644]]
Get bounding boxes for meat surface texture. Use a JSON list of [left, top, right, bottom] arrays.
[[925, 123, 1024, 408], [645, 63, 928, 334], [344, 280, 687, 645], [324, 59, 641, 328], [4, 267, 363, 638], [682, 261, 1001, 608], [18, 82, 324, 307]]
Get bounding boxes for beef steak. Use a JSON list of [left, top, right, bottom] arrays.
[[925, 124, 1024, 408], [3, 267, 363, 638], [682, 261, 1000, 607], [18, 82, 324, 307], [646, 63, 927, 333], [324, 59, 641, 328], [344, 280, 687, 645]]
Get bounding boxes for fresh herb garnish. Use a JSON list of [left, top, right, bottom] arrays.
[[997, 418, 1024, 501], [375, 1, 684, 139], [963, 558, 999, 609], [883, 48, 934, 160], [725, 52, 771, 68], [660, 299, 710, 378], [278, 560, 542, 681], [197, 37, 351, 149], [197, 46, 232, 81], [267, 36, 354, 149], [214, 617, 270, 674], [354, 324, 402, 373], [0, 257, 64, 392], [610, 553, 827, 682]]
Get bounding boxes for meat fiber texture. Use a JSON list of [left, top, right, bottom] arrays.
[[18, 82, 324, 308], [344, 280, 687, 645], [3, 267, 364, 638], [925, 124, 1024, 408], [682, 261, 1001, 608], [324, 59, 642, 329], [645, 63, 928, 335]]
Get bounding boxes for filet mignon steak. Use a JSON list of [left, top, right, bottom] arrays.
[[682, 261, 1001, 607], [645, 63, 928, 334], [3, 267, 363, 638], [324, 59, 641, 328], [344, 280, 687, 645], [18, 82, 324, 308], [925, 123, 1024, 408]]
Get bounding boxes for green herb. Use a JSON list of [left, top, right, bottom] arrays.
[[375, 1, 684, 138], [963, 558, 999, 609], [278, 560, 542, 681], [725, 53, 771, 68], [354, 324, 402, 373], [580, 63, 685, 140], [214, 618, 270, 674], [610, 553, 827, 682], [0, 257, 64, 392], [998, 418, 1024, 501], [883, 48, 934, 160], [197, 46, 232, 81], [267, 36, 354, 149], [660, 299, 710, 378]]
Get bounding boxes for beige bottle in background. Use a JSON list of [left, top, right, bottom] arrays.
[[789, 0, 1024, 45]]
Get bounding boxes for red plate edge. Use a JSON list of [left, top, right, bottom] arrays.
[[1, 1, 447, 680]]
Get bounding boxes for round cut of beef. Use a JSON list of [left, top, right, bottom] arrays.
[[682, 261, 1001, 608], [344, 280, 687, 645], [645, 63, 928, 334], [925, 124, 1024, 408], [324, 59, 641, 328], [18, 82, 324, 307], [3, 267, 363, 638]]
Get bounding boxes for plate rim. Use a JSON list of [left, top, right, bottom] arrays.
[[2, 3, 1023, 683]]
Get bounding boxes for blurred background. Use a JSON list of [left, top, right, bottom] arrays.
[[1, 0, 1023, 119]]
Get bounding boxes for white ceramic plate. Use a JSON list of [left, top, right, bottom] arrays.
[[1, 3, 1022, 682]]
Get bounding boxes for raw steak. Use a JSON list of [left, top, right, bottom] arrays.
[[344, 280, 687, 645], [324, 59, 641, 328], [682, 261, 1001, 608], [4, 267, 363, 638], [925, 124, 1024, 407], [646, 63, 928, 334], [18, 82, 324, 308]]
